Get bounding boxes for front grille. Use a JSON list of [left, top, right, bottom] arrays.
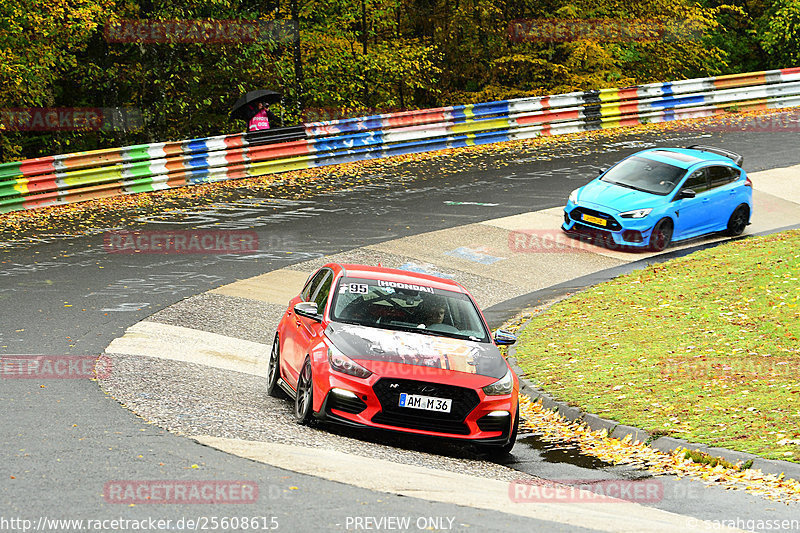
[[326, 393, 367, 415], [371, 378, 480, 435], [569, 207, 621, 231]]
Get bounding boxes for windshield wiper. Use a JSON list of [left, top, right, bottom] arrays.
[[613, 182, 654, 194]]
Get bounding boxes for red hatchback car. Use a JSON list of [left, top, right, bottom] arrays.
[[268, 263, 520, 453]]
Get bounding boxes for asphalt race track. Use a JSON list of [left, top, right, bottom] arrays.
[[2, 125, 800, 532]]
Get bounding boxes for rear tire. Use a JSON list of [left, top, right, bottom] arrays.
[[266, 334, 285, 398], [294, 358, 314, 425], [648, 219, 673, 252], [726, 205, 749, 236]]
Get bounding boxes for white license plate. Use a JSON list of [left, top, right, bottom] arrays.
[[398, 393, 452, 413]]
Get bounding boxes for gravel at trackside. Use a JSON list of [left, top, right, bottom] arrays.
[[148, 293, 285, 344], [99, 352, 538, 483]]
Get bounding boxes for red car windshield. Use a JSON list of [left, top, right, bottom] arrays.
[[330, 277, 490, 343]]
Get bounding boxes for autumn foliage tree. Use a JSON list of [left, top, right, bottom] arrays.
[[0, 0, 797, 161]]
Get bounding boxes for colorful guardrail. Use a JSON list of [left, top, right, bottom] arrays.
[[2, 67, 799, 213]]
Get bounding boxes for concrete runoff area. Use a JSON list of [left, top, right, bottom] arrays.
[[210, 268, 311, 305], [106, 321, 269, 376]]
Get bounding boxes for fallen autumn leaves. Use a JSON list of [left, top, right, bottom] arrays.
[[517, 395, 800, 504]]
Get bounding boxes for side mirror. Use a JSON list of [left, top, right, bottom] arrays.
[[597, 168, 607, 176], [493, 329, 517, 346], [294, 302, 322, 321], [677, 189, 696, 200]]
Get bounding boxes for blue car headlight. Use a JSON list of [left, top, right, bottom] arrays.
[[619, 208, 653, 219], [482, 369, 514, 396], [568, 189, 579, 204]]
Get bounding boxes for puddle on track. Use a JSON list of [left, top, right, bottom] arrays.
[[514, 435, 615, 469]]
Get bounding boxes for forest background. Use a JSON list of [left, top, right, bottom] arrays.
[[1, 0, 799, 161]]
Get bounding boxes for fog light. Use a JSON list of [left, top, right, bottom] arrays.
[[477, 411, 511, 432], [331, 388, 358, 399], [622, 230, 643, 243]]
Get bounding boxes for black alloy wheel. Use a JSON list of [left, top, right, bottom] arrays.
[[294, 358, 314, 424], [649, 219, 673, 252], [267, 334, 284, 398], [726, 205, 749, 236]]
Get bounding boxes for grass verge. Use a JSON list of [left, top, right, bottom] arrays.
[[513, 230, 800, 462]]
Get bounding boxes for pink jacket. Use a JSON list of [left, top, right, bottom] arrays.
[[248, 108, 270, 131]]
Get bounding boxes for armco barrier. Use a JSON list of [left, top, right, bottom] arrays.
[[2, 67, 799, 214]]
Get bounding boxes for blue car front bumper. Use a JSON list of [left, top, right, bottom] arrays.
[[561, 204, 657, 249]]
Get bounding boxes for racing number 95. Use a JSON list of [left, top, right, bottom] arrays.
[[340, 283, 368, 294]]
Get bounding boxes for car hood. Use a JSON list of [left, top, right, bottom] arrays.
[[325, 323, 508, 380], [577, 180, 662, 213]]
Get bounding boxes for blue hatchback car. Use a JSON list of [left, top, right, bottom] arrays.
[[562, 146, 753, 251]]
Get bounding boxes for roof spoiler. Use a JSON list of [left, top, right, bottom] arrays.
[[686, 145, 744, 167]]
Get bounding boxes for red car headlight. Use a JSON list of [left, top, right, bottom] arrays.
[[482, 369, 514, 396], [328, 345, 372, 379]]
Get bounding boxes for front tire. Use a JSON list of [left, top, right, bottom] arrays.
[[266, 334, 284, 398], [648, 219, 673, 252], [294, 358, 314, 424], [482, 406, 519, 457], [501, 406, 520, 454], [726, 205, 749, 236]]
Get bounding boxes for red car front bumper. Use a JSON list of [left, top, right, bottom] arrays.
[[310, 361, 518, 445]]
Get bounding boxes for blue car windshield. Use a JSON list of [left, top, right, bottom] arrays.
[[600, 156, 686, 196]]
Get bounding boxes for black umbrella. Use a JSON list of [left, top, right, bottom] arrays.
[[230, 89, 282, 121]]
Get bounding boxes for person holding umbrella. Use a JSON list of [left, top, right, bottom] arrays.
[[247, 101, 279, 131], [230, 89, 282, 131]]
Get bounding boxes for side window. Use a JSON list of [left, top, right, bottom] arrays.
[[301, 269, 327, 301], [681, 169, 709, 194], [312, 271, 333, 311], [708, 166, 739, 189]]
